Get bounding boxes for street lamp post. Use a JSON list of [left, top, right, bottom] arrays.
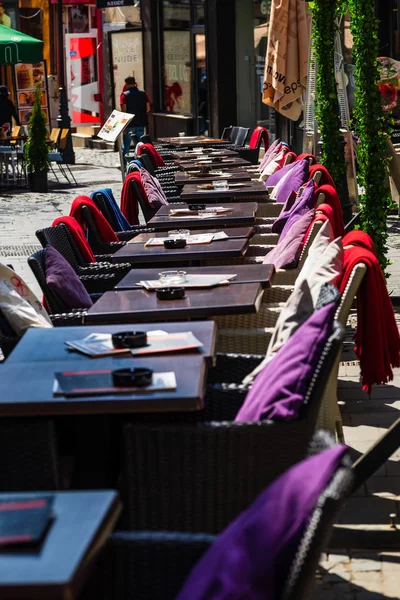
[[57, 0, 75, 164]]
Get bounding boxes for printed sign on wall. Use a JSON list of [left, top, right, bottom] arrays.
[[14, 61, 50, 131], [66, 33, 100, 127], [164, 30, 191, 114], [110, 30, 144, 109]]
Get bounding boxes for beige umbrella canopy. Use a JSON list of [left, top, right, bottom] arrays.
[[262, 0, 311, 121]]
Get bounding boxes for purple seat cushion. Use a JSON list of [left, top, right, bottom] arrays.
[[266, 157, 299, 187], [176, 444, 348, 600], [263, 209, 315, 270], [272, 158, 310, 203], [45, 246, 93, 310], [272, 179, 316, 237], [235, 301, 336, 422], [259, 138, 281, 171], [140, 167, 168, 208]]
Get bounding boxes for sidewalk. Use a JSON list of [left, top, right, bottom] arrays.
[[1, 149, 400, 598]]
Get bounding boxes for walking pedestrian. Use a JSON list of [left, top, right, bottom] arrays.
[[120, 76, 150, 161], [0, 85, 20, 137]]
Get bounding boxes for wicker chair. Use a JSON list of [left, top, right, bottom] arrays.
[[36, 224, 130, 289], [317, 263, 367, 439], [0, 418, 59, 491], [119, 317, 344, 533], [28, 248, 105, 315], [90, 434, 352, 600], [91, 191, 154, 242], [214, 221, 324, 354]]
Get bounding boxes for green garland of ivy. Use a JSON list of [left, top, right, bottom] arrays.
[[347, 0, 392, 272], [311, 0, 347, 197]]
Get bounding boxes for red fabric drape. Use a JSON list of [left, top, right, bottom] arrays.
[[120, 172, 149, 226], [52, 216, 96, 263], [339, 231, 400, 393], [279, 151, 297, 168], [308, 164, 335, 188], [249, 126, 270, 151], [296, 153, 317, 165], [316, 184, 345, 237], [301, 203, 333, 249], [70, 196, 119, 243], [137, 143, 166, 167]]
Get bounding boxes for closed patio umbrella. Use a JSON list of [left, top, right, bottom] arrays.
[[262, 0, 310, 121], [0, 25, 43, 65]]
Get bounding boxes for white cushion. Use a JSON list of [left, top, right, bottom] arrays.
[[296, 219, 335, 285], [0, 264, 52, 336]]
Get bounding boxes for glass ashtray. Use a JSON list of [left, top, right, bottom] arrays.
[[158, 270, 188, 285], [213, 180, 229, 190], [168, 229, 191, 239]]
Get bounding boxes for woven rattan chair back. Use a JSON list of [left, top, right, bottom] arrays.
[[91, 192, 120, 231], [121, 319, 345, 533], [27, 248, 68, 313], [316, 263, 367, 438], [36, 224, 83, 270]]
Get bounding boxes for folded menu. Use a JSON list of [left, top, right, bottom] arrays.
[[0, 495, 54, 547], [138, 273, 236, 290], [144, 232, 228, 247], [65, 331, 203, 358], [145, 233, 214, 247], [169, 207, 233, 216], [53, 370, 177, 397]]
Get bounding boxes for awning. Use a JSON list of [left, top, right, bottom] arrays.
[[0, 25, 43, 65]]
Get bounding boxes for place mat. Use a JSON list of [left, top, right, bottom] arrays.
[[53, 370, 177, 397], [169, 207, 232, 216], [137, 273, 237, 290], [65, 331, 203, 358], [144, 233, 214, 247], [0, 495, 54, 547]]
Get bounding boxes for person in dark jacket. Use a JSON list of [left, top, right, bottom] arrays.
[[0, 85, 20, 135], [120, 76, 150, 161]]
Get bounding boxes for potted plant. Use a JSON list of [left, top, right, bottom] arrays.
[[24, 82, 48, 192]]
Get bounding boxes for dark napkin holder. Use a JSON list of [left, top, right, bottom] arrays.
[[188, 204, 206, 211], [164, 238, 187, 249], [112, 331, 147, 349], [156, 287, 185, 300], [112, 367, 153, 388]]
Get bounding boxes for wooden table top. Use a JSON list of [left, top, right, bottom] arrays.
[[86, 282, 264, 324], [7, 322, 217, 365], [0, 490, 120, 600], [0, 355, 207, 416], [115, 264, 275, 291], [111, 237, 249, 264], [148, 202, 258, 229], [127, 226, 254, 244], [180, 181, 269, 202], [175, 169, 251, 186], [171, 149, 238, 160], [177, 157, 251, 170]]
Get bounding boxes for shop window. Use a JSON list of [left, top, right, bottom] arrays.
[[163, 0, 190, 29], [163, 29, 191, 114], [253, 0, 276, 137], [103, 6, 141, 26], [67, 6, 89, 34], [19, 7, 43, 39]]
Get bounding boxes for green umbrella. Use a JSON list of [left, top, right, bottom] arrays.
[[0, 25, 43, 65]]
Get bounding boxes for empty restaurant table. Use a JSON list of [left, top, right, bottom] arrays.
[[86, 282, 264, 324], [148, 203, 258, 229], [115, 264, 275, 291], [175, 169, 252, 186], [180, 181, 269, 202], [111, 236, 249, 264], [6, 322, 217, 366], [0, 490, 120, 600], [177, 157, 251, 170], [0, 354, 207, 416]]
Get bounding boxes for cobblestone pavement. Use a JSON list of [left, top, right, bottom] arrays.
[[2, 148, 400, 598]]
